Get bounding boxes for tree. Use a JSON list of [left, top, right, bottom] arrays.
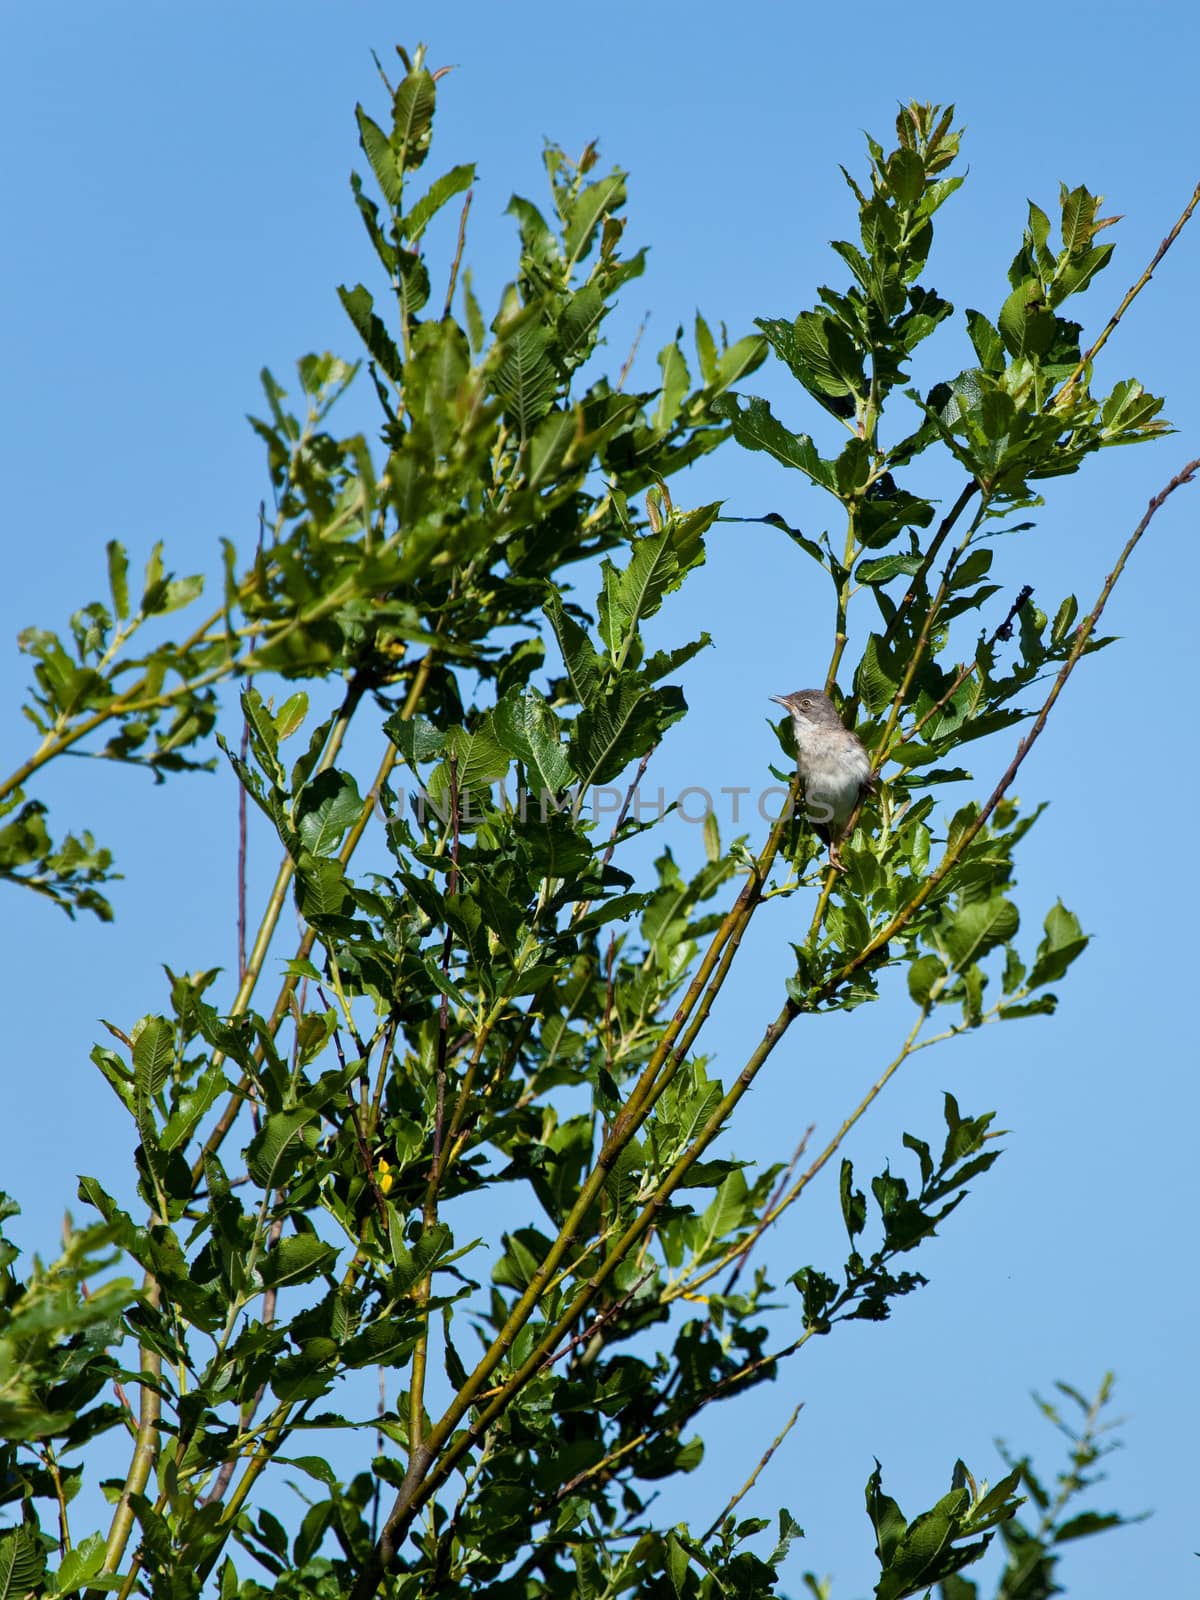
[[1, 42, 1192, 1600]]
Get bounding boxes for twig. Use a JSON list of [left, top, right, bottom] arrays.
[[617, 317, 649, 392], [236, 503, 267, 984], [720, 1127, 814, 1300], [442, 189, 473, 321], [538, 1268, 654, 1382], [1054, 181, 1200, 408], [701, 1400, 804, 1541], [433, 749, 460, 1174], [370, 49, 395, 98]]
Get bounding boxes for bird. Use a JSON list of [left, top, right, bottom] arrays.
[[770, 689, 873, 869]]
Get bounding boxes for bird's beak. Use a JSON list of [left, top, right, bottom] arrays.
[[769, 694, 789, 708]]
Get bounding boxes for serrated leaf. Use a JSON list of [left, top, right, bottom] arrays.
[[493, 687, 572, 793], [404, 161, 475, 241], [295, 770, 363, 857], [392, 68, 436, 171], [160, 1062, 227, 1152], [545, 592, 601, 708], [855, 633, 900, 716], [385, 712, 446, 767], [246, 1109, 316, 1191], [274, 692, 308, 743], [653, 338, 690, 434], [940, 896, 1019, 972], [564, 170, 625, 262], [964, 309, 1006, 373], [709, 393, 835, 490], [132, 1016, 174, 1100], [494, 322, 556, 438], [52, 1531, 105, 1594], [558, 285, 606, 364], [356, 107, 402, 207], [337, 283, 405, 384], [259, 1233, 339, 1290], [0, 1527, 46, 1596]]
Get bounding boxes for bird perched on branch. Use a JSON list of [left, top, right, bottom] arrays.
[[771, 689, 874, 869]]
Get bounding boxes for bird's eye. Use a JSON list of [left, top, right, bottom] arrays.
[[798, 697, 811, 710]]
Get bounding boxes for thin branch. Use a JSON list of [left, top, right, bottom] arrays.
[[442, 189, 473, 321], [617, 317, 648, 392], [701, 1400, 804, 1541], [1053, 181, 1200, 409], [433, 748, 461, 1175], [93, 1286, 162, 1585]]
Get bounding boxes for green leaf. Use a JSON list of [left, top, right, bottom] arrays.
[[998, 279, 1056, 359], [527, 408, 579, 488], [386, 712, 446, 767], [840, 1160, 867, 1239], [907, 953, 945, 1006], [51, 1531, 106, 1594], [258, 1233, 340, 1290], [246, 1109, 317, 1191], [653, 338, 690, 434], [106, 540, 130, 621], [709, 393, 835, 491], [694, 312, 717, 384], [274, 692, 308, 742], [1059, 184, 1101, 255], [866, 1463, 907, 1567], [964, 309, 1006, 373], [437, 720, 511, 802], [857, 552, 922, 585], [392, 67, 437, 171], [666, 1532, 690, 1598], [295, 855, 351, 920], [574, 681, 682, 789], [132, 1016, 173, 1100], [355, 106, 402, 207], [558, 285, 606, 365], [597, 510, 714, 658], [545, 591, 602, 708], [0, 1527, 45, 1598], [337, 283, 405, 384], [405, 162, 475, 241], [855, 633, 900, 715], [714, 332, 768, 391], [295, 770, 364, 857], [564, 170, 625, 263], [160, 1062, 228, 1152], [1027, 900, 1088, 988], [494, 321, 557, 438], [493, 687, 572, 793], [939, 896, 1019, 972]]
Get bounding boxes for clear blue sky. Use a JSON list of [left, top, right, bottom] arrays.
[[3, 3, 1197, 1596]]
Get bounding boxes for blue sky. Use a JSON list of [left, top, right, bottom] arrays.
[[3, 3, 1198, 1595]]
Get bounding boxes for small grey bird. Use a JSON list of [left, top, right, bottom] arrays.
[[770, 689, 873, 868]]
